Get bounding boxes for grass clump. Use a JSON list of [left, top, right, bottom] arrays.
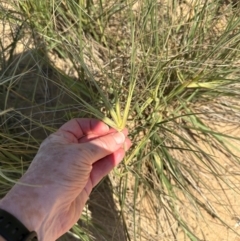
[[1, 0, 240, 240]]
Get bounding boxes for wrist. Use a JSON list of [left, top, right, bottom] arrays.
[[0, 182, 56, 241]]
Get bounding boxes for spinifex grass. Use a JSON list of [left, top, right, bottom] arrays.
[[1, 0, 240, 240]]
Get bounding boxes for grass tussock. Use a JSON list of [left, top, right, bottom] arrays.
[[1, 0, 240, 240]]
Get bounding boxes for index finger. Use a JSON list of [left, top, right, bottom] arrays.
[[58, 118, 110, 140]]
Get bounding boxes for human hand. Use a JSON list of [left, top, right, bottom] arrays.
[[0, 118, 131, 241]]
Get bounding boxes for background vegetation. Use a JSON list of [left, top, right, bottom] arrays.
[[1, 0, 240, 240]]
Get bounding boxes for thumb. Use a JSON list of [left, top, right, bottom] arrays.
[[80, 131, 126, 164]]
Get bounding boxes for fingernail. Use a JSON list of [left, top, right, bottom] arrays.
[[103, 124, 109, 132], [113, 132, 125, 144]]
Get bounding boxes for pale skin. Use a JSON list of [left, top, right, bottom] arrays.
[[0, 118, 131, 241]]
